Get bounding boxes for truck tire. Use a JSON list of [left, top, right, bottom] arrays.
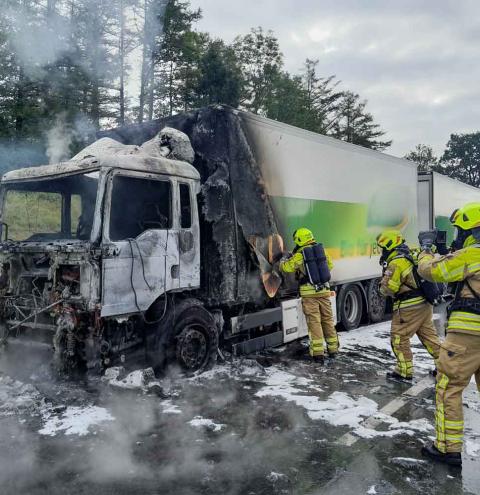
[[173, 304, 218, 373], [367, 278, 386, 323], [337, 284, 363, 331]]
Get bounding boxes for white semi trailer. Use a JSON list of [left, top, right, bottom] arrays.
[[1, 106, 477, 373], [418, 171, 480, 243], [240, 111, 419, 330]]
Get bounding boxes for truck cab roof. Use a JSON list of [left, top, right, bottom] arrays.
[[1, 137, 200, 184]]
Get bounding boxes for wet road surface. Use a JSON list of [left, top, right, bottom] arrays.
[[0, 320, 479, 495]]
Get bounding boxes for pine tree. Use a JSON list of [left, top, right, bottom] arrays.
[[264, 72, 313, 129], [434, 133, 480, 187], [302, 59, 343, 133], [138, 0, 168, 122], [233, 27, 283, 114], [154, 0, 202, 116], [404, 144, 438, 172], [191, 38, 243, 108], [332, 91, 392, 150]]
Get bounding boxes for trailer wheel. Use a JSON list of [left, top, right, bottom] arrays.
[[337, 284, 363, 331], [174, 305, 218, 373], [367, 278, 386, 323]]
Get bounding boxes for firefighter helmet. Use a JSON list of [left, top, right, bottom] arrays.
[[450, 203, 480, 231], [376, 230, 404, 251], [293, 228, 315, 247]]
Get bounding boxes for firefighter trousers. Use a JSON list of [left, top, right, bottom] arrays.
[[302, 294, 338, 357], [390, 303, 440, 378], [435, 332, 480, 453]]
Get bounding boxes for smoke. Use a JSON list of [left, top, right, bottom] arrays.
[[0, 113, 95, 173], [45, 113, 96, 164], [5, 5, 72, 80], [0, 141, 46, 176], [0, 340, 338, 495], [5, 0, 170, 104], [2, 0, 170, 170], [45, 114, 72, 164]]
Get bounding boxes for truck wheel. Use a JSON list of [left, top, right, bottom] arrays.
[[367, 278, 386, 323], [174, 305, 218, 373], [337, 284, 363, 331]]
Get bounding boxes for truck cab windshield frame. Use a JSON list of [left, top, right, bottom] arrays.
[[0, 171, 101, 244]]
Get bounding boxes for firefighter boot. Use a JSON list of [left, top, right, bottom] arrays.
[[312, 355, 325, 365], [386, 371, 413, 383], [421, 443, 462, 467]]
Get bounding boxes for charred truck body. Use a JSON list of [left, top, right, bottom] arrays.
[[0, 106, 433, 373]]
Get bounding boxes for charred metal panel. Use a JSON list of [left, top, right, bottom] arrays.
[[177, 181, 201, 289], [100, 168, 199, 317], [2, 139, 200, 183], [101, 229, 180, 317], [98, 106, 280, 308]]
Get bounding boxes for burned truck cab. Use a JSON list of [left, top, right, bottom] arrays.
[[0, 166, 102, 339], [0, 131, 205, 373]]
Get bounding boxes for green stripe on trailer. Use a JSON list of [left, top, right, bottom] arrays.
[[270, 195, 415, 259]]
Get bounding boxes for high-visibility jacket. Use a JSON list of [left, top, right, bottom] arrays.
[[380, 250, 425, 310], [418, 238, 480, 335], [280, 244, 333, 297]]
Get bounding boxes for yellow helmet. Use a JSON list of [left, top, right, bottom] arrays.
[[376, 230, 404, 251], [450, 203, 480, 230], [293, 228, 315, 247]]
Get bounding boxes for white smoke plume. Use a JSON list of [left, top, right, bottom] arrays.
[[45, 113, 96, 164], [5, 4, 71, 80], [45, 114, 72, 164]]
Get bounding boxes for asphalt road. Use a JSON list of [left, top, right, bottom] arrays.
[[0, 320, 479, 495]]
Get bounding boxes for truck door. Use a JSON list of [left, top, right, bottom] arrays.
[[178, 181, 200, 288], [101, 171, 180, 317]]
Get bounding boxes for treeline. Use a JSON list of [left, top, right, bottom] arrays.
[[405, 132, 480, 187], [0, 0, 392, 172]]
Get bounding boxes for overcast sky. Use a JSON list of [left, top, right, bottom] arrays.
[[189, 0, 480, 158]]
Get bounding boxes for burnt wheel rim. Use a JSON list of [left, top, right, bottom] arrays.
[[178, 326, 208, 370]]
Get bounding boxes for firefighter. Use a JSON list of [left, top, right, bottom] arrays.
[[376, 230, 440, 382], [418, 203, 480, 467], [279, 228, 338, 364]]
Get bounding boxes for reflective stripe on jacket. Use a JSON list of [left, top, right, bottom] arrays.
[[418, 239, 480, 335], [380, 251, 425, 310], [280, 244, 334, 297]]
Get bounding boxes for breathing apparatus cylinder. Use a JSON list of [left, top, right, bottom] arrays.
[[302, 243, 331, 287]]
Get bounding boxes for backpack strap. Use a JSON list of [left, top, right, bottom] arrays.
[[388, 253, 425, 304], [388, 253, 418, 288], [465, 278, 480, 301]]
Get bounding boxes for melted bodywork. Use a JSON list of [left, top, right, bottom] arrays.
[[0, 130, 201, 371], [0, 111, 284, 372]]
